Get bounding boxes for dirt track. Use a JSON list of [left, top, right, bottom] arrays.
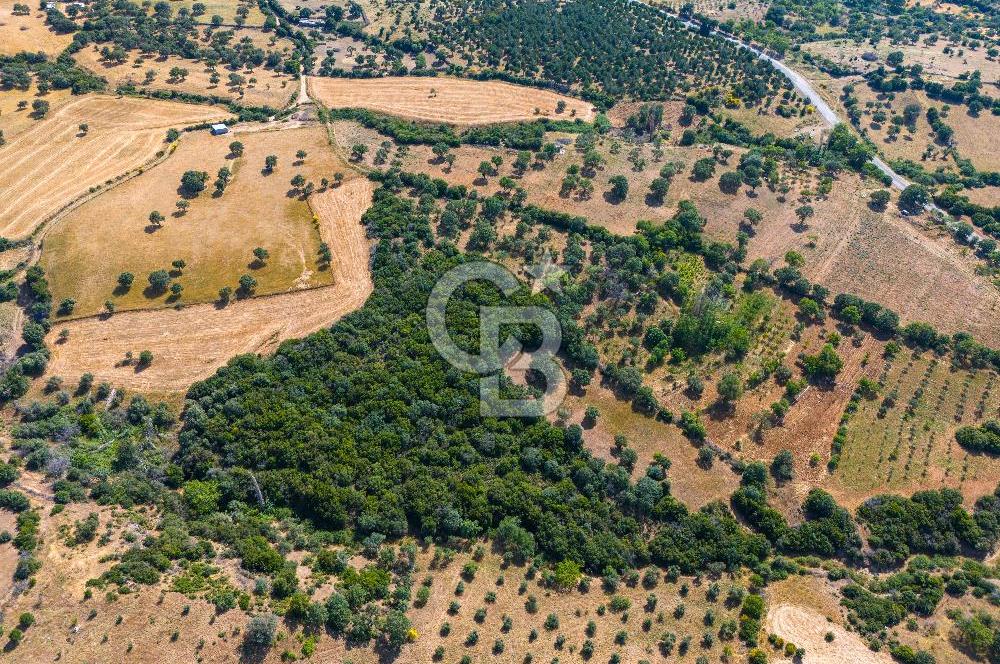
[[43, 179, 375, 392], [0, 95, 225, 239], [308, 76, 595, 125]]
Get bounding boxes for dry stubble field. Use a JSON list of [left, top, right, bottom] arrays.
[[43, 177, 375, 392], [41, 125, 342, 316], [309, 76, 596, 124], [0, 95, 226, 239]]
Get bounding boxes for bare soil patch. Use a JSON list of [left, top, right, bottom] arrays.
[[0, 94, 225, 239], [309, 75, 596, 125], [43, 177, 374, 392]]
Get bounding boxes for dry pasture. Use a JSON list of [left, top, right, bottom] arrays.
[[0, 81, 74, 140], [851, 84, 1000, 172], [41, 125, 342, 316], [829, 351, 1000, 506], [166, 0, 266, 25], [0, 0, 74, 55], [43, 177, 375, 392], [803, 38, 1000, 84], [309, 75, 596, 125], [0, 94, 226, 239], [75, 45, 296, 110]]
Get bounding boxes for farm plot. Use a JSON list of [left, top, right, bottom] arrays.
[[0, 0, 74, 55], [74, 44, 296, 110], [829, 352, 1000, 505], [41, 126, 343, 317], [0, 95, 225, 239], [392, 548, 752, 664], [309, 76, 596, 124], [43, 178, 375, 392]]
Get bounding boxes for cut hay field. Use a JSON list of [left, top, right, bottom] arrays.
[[0, 0, 74, 55], [43, 177, 375, 392], [0, 95, 226, 239], [829, 352, 1000, 505], [75, 45, 296, 110], [309, 76, 596, 125], [41, 126, 344, 317]]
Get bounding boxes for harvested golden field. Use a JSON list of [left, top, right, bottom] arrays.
[[309, 76, 596, 124], [41, 125, 343, 316], [0, 0, 74, 55], [0, 94, 225, 239], [74, 46, 296, 110], [43, 177, 375, 392]]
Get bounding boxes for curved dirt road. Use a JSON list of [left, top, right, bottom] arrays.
[[632, 1, 912, 191]]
